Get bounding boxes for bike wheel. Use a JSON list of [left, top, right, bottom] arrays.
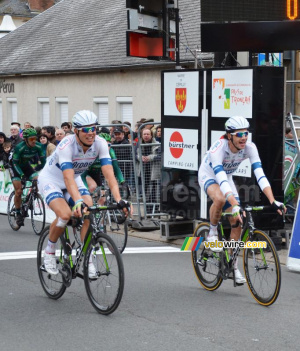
[[31, 193, 46, 235], [84, 233, 124, 315], [191, 222, 223, 291], [37, 226, 67, 299], [243, 229, 281, 306], [7, 191, 21, 231], [104, 211, 128, 254]]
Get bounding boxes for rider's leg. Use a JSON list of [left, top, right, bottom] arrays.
[[48, 198, 72, 242], [80, 194, 93, 242], [13, 180, 22, 209], [207, 184, 226, 235]]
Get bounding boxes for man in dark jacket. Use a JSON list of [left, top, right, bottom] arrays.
[[9, 125, 23, 149]]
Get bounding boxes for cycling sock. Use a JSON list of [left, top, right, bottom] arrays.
[[208, 223, 218, 236], [45, 239, 56, 254]]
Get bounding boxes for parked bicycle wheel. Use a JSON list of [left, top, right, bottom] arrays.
[[243, 229, 281, 306], [191, 222, 223, 291], [7, 191, 21, 231], [31, 193, 46, 235], [83, 232, 124, 315], [103, 211, 128, 254], [37, 226, 67, 299]]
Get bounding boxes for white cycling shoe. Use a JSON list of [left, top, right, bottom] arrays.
[[206, 234, 223, 252], [44, 252, 59, 275], [88, 262, 98, 278], [234, 268, 246, 284]]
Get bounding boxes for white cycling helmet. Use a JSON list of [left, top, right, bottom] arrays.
[[72, 110, 98, 128], [225, 116, 250, 132]]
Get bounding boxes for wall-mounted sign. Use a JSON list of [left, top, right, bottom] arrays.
[[164, 71, 199, 117], [211, 69, 253, 118], [164, 128, 198, 170], [0, 79, 14, 94]]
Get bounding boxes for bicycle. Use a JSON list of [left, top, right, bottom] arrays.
[[74, 186, 129, 253], [191, 205, 282, 306], [7, 179, 46, 235], [37, 203, 125, 315]]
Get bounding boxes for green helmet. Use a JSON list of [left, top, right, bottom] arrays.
[[23, 128, 37, 138], [99, 133, 111, 142]]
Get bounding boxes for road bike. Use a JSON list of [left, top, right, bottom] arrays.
[[73, 186, 129, 253], [37, 203, 125, 315], [191, 205, 282, 306], [7, 179, 46, 235]]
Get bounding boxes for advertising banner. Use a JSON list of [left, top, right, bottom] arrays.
[[164, 128, 198, 171], [212, 69, 253, 118], [0, 163, 55, 223], [164, 71, 199, 117], [287, 195, 300, 272]]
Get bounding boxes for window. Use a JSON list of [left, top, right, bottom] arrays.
[[55, 97, 69, 125], [116, 97, 133, 125], [93, 97, 109, 125], [0, 99, 2, 131], [38, 98, 50, 126], [7, 97, 17, 125]]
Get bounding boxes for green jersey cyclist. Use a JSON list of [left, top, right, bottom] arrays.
[[10, 128, 46, 226]]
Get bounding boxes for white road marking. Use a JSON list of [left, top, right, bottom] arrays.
[[0, 246, 184, 260]]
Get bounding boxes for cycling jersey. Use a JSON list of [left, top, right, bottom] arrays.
[[198, 138, 270, 196], [11, 140, 46, 180], [38, 134, 112, 205], [81, 147, 124, 188]]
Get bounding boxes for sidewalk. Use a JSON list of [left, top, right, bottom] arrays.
[[128, 227, 289, 265]]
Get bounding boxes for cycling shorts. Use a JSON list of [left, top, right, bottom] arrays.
[[9, 164, 39, 182], [38, 173, 90, 206], [198, 169, 239, 210]]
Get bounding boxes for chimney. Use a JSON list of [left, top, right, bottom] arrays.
[[0, 15, 17, 38], [27, 0, 56, 13]]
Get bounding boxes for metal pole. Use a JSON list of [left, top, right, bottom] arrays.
[[175, 7, 181, 69]]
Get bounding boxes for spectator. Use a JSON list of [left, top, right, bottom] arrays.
[[39, 134, 56, 157], [123, 121, 131, 142], [24, 122, 32, 130], [0, 131, 7, 161], [110, 120, 122, 141], [55, 128, 66, 145], [35, 126, 42, 139], [61, 122, 73, 134], [155, 125, 161, 142], [9, 125, 23, 148], [43, 126, 56, 145], [112, 128, 129, 146], [1, 141, 12, 169], [136, 128, 161, 212], [11, 122, 23, 138], [285, 127, 294, 140]]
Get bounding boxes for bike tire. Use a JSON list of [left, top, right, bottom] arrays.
[[243, 229, 281, 306], [37, 225, 67, 299], [83, 232, 124, 315], [191, 222, 223, 291], [104, 210, 128, 254], [7, 191, 21, 231], [31, 193, 46, 235]]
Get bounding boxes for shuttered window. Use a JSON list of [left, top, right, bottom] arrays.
[[0, 100, 2, 131], [98, 103, 109, 125], [41, 102, 50, 126], [60, 103, 69, 123], [120, 103, 133, 124], [11, 102, 17, 122]]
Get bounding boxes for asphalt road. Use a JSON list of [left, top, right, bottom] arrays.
[[0, 214, 299, 351]]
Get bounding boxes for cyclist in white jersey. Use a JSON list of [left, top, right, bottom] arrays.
[[38, 110, 129, 277], [198, 116, 285, 284]]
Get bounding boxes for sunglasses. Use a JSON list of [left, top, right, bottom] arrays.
[[28, 137, 37, 142], [78, 126, 96, 133], [230, 131, 249, 138], [107, 143, 111, 147]]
